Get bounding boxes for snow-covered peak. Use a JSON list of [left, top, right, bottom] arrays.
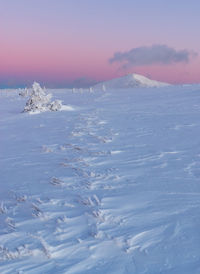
[[93, 73, 170, 90]]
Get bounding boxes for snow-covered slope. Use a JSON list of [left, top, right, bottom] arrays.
[[1, 85, 200, 273], [93, 73, 170, 90]]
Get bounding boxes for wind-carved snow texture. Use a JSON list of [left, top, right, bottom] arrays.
[[1, 85, 200, 273]]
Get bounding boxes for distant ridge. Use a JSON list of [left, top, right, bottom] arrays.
[[93, 73, 170, 89]]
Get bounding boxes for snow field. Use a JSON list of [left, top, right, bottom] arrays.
[[0, 85, 200, 273]]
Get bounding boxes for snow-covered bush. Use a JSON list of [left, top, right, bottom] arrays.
[[49, 100, 62, 111], [19, 88, 29, 97], [23, 82, 63, 113]]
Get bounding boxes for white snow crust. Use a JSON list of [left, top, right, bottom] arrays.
[[0, 85, 200, 273]]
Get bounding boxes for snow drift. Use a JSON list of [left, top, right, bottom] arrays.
[[1, 84, 200, 273]]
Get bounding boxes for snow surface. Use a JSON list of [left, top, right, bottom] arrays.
[[93, 73, 170, 90], [1, 85, 200, 273]]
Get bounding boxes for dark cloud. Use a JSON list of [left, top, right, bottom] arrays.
[[109, 44, 197, 68]]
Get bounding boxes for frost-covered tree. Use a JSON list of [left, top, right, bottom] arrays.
[[49, 99, 62, 111], [19, 88, 29, 97], [23, 82, 51, 113], [23, 82, 62, 113]]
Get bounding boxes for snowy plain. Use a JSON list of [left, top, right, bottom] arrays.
[[1, 84, 200, 273]]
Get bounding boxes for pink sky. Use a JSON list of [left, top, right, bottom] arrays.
[[0, 0, 200, 87]]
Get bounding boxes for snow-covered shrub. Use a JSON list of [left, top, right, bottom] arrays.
[[49, 100, 62, 111], [23, 82, 63, 113], [23, 82, 51, 113], [19, 88, 29, 97]]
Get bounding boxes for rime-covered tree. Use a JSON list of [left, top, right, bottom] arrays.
[[23, 82, 62, 113]]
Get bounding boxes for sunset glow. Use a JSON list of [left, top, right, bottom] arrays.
[[1, 0, 200, 87]]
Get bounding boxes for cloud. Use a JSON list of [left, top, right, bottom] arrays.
[[109, 44, 197, 68]]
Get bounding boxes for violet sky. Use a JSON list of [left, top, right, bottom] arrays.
[[0, 0, 200, 88]]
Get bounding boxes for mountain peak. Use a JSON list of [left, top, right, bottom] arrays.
[[93, 73, 170, 89]]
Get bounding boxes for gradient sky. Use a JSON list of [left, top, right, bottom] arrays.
[[1, 0, 200, 88]]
